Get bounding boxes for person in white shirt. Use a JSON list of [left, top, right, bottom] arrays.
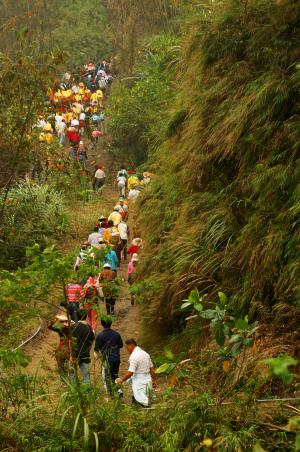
[[128, 188, 141, 202], [34, 116, 46, 129], [79, 111, 86, 121], [71, 119, 79, 127], [94, 167, 106, 191], [117, 175, 126, 197], [56, 119, 67, 146], [118, 219, 129, 260], [55, 114, 63, 125], [115, 339, 157, 407], [114, 199, 129, 215], [88, 227, 104, 247], [117, 166, 128, 180], [74, 242, 92, 270]]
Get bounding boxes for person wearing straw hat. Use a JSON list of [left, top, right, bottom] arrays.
[[48, 314, 73, 381]]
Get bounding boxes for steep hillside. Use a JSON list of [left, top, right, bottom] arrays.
[[136, 0, 300, 335]]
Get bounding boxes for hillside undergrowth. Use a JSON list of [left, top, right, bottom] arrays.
[[136, 0, 300, 334]]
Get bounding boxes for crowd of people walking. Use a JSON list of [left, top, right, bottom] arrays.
[[33, 61, 111, 182], [48, 161, 156, 407]]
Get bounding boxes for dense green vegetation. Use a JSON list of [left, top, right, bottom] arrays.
[[109, 34, 178, 164], [135, 0, 300, 329], [0, 180, 68, 268]]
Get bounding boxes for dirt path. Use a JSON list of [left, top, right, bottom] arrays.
[[24, 257, 140, 398]]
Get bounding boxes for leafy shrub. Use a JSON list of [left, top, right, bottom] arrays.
[[0, 180, 68, 268], [108, 33, 179, 164]]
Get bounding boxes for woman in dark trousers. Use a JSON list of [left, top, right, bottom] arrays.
[[95, 318, 123, 395]]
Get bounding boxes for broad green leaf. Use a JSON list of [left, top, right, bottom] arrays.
[[215, 308, 226, 321], [164, 349, 174, 361], [194, 303, 203, 312], [295, 432, 300, 451], [235, 318, 248, 330], [213, 323, 225, 346], [218, 291, 227, 306], [261, 355, 297, 385], [155, 363, 176, 375], [189, 288, 200, 304], [242, 338, 253, 347], [201, 309, 216, 320], [181, 301, 192, 310]]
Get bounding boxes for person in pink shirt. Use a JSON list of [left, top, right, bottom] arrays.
[[65, 282, 84, 322], [127, 254, 139, 306], [82, 276, 101, 333], [91, 128, 103, 149]]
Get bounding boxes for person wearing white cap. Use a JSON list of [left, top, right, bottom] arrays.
[[127, 254, 139, 306]]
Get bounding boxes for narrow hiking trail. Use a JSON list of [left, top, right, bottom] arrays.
[[24, 140, 141, 401]]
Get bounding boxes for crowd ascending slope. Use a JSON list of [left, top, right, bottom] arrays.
[[33, 60, 111, 181], [43, 65, 157, 405]]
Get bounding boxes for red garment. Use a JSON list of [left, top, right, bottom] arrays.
[[87, 309, 98, 332], [67, 130, 81, 143], [57, 104, 67, 113], [127, 244, 139, 255], [83, 276, 99, 332], [65, 283, 84, 303], [58, 337, 72, 353]]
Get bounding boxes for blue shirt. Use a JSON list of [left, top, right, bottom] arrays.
[[105, 250, 119, 271], [95, 329, 123, 361]]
